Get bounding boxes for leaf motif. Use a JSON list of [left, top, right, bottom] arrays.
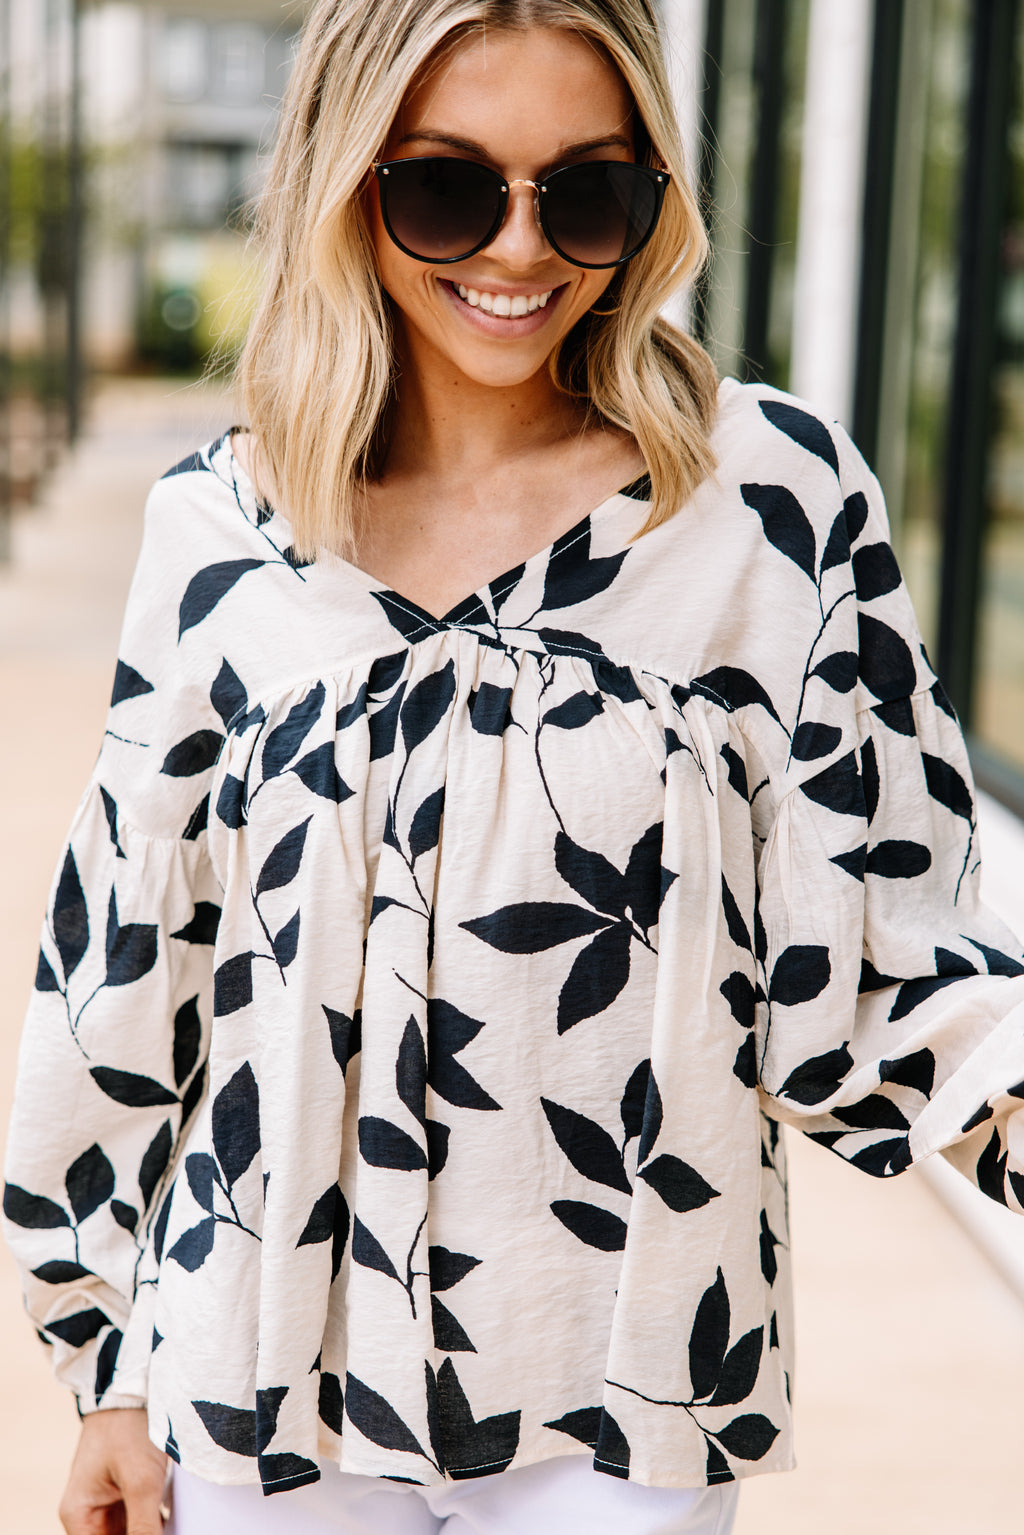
[[3, 1184, 70, 1229], [554, 832, 627, 917], [89, 1067, 178, 1108], [262, 684, 326, 780], [622, 823, 665, 933], [858, 614, 917, 702], [844, 490, 869, 542], [759, 399, 839, 475], [620, 1059, 651, 1144], [160, 730, 224, 778], [53, 849, 89, 981], [94, 1328, 123, 1400], [719, 744, 749, 800], [542, 543, 628, 611], [290, 742, 354, 804], [66, 1144, 115, 1224], [549, 1199, 627, 1251], [734, 1035, 757, 1087], [705, 1436, 733, 1482], [780, 1042, 854, 1105], [833, 1097, 910, 1131], [212, 1062, 260, 1188], [800, 750, 862, 816], [968, 938, 1024, 978], [714, 1413, 780, 1461], [192, 1399, 257, 1456], [872, 697, 916, 736], [431, 1295, 477, 1352], [358, 1116, 427, 1171], [768, 945, 831, 1005], [397, 1015, 427, 1127], [110, 659, 154, 705], [636, 1068, 663, 1165], [178, 560, 265, 639], [467, 683, 515, 736], [720, 971, 756, 1030], [169, 998, 203, 1090], [461, 902, 612, 953], [349, 1215, 400, 1280], [316, 1372, 345, 1437], [345, 1374, 428, 1458], [853, 542, 901, 601], [295, 1185, 339, 1247], [544, 1406, 603, 1448], [811, 651, 859, 692], [31, 1259, 91, 1283], [741, 482, 817, 580], [593, 658, 644, 703], [541, 1099, 631, 1193], [171, 904, 221, 947], [594, 1411, 631, 1476], [759, 1210, 779, 1284], [401, 661, 457, 752], [409, 787, 445, 860], [104, 890, 158, 988], [690, 667, 782, 726], [213, 951, 253, 1015], [273, 910, 301, 969], [324, 1005, 361, 1073], [489, 562, 526, 614], [35, 949, 60, 992], [429, 1246, 481, 1292], [820, 510, 851, 574], [864, 840, 931, 879], [879, 1048, 936, 1096], [210, 658, 248, 730], [709, 1327, 763, 1406], [436, 1357, 521, 1477], [721, 877, 751, 951], [791, 722, 842, 762], [689, 1267, 730, 1400], [215, 774, 246, 830], [167, 1217, 217, 1272], [556, 922, 632, 1034], [186, 1153, 217, 1214], [542, 691, 604, 730], [256, 818, 312, 896], [427, 1119, 451, 1181], [536, 626, 605, 659], [46, 1308, 109, 1346], [640, 1155, 720, 1213], [922, 753, 973, 822]]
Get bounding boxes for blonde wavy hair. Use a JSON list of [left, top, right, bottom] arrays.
[[238, 0, 719, 559]]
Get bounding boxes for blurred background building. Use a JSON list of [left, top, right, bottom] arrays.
[[0, 0, 1022, 816]]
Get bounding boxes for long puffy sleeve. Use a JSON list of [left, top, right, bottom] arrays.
[[751, 437, 1024, 1210], [2, 477, 226, 1412]]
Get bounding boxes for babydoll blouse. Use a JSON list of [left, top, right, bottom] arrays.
[[5, 380, 1024, 1497]]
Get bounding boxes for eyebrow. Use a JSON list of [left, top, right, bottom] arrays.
[[397, 129, 633, 166]]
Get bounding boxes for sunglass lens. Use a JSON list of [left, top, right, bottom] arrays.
[[381, 158, 503, 261], [545, 163, 659, 266]]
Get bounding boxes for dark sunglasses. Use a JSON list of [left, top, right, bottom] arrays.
[[371, 156, 669, 269]]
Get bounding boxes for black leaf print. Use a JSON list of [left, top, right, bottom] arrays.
[[931, 679, 957, 720], [833, 1098, 910, 1131], [186, 1154, 216, 1214], [318, 1372, 346, 1436], [811, 650, 858, 692], [409, 787, 445, 860], [768, 945, 831, 1005], [429, 1246, 481, 1292], [461, 902, 612, 953], [721, 877, 751, 952], [46, 1308, 108, 1346], [872, 698, 915, 736], [257, 1452, 320, 1491], [715, 1413, 780, 1460], [181, 1059, 207, 1129], [369, 684, 407, 761], [888, 976, 960, 1022], [690, 666, 782, 727], [594, 1411, 631, 1477], [210, 658, 248, 730], [171, 903, 221, 946], [619, 1059, 651, 1144], [780, 1042, 853, 1104], [536, 626, 605, 659], [592, 658, 643, 703], [734, 1034, 757, 1087], [254, 1386, 289, 1456], [759, 399, 839, 475], [292, 742, 354, 804], [139, 1121, 173, 1209], [639, 1155, 720, 1213], [94, 1328, 123, 1400], [324, 1005, 361, 1074], [968, 938, 1024, 977], [401, 661, 457, 751], [467, 683, 515, 735], [3, 1184, 70, 1229], [336, 682, 369, 731], [332, 1192, 351, 1281], [432, 1296, 476, 1353], [168, 1217, 217, 1272], [31, 1259, 90, 1283], [845, 490, 869, 542], [879, 1048, 936, 1096], [544, 1406, 603, 1448], [791, 722, 842, 762], [100, 787, 126, 859], [542, 542, 627, 612], [861, 737, 880, 822], [819, 509, 851, 574], [193, 1399, 257, 1456], [273, 911, 301, 969], [556, 923, 632, 1034], [53, 849, 89, 981], [296, 1186, 341, 1248], [550, 1199, 627, 1251], [358, 1116, 428, 1171], [852, 542, 901, 601], [623, 823, 664, 932], [111, 658, 154, 705], [345, 1374, 429, 1458], [89, 1067, 178, 1108], [66, 1144, 115, 1224], [543, 691, 604, 730], [858, 614, 916, 701], [850, 1137, 911, 1176], [720, 743, 749, 799], [720, 972, 756, 1030], [759, 1211, 779, 1284], [436, 1357, 520, 1478], [976, 1126, 1008, 1204], [427, 1120, 451, 1180], [555, 832, 627, 917], [216, 774, 246, 830], [352, 1216, 401, 1281], [256, 818, 312, 896], [262, 684, 326, 780], [160, 730, 224, 778], [741, 483, 817, 581], [214, 951, 253, 1016], [397, 1015, 427, 1127], [710, 1327, 763, 1407], [35, 950, 60, 992], [163, 447, 212, 478], [864, 840, 931, 879], [922, 753, 973, 821], [489, 562, 526, 614], [427, 1012, 501, 1112], [800, 751, 862, 816], [104, 889, 158, 988], [178, 559, 264, 640], [152, 1193, 172, 1263], [212, 1062, 260, 1189], [830, 846, 866, 880], [706, 1437, 733, 1482], [689, 1268, 729, 1400], [541, 1099, 632, 1193], [636, 1069, 663, 1165]]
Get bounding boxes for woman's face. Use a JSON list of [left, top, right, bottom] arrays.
[[368, 27, 636, 393]]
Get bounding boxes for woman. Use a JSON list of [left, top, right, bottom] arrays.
[[5, 1, 1024, 1532]]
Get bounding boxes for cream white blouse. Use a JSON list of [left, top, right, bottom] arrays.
[[6, 380, 1024, 1495]]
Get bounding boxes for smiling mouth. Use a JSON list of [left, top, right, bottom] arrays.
[[444, 280, 559, 317]]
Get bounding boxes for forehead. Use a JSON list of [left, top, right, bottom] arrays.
[[394, 27, 635, 150]]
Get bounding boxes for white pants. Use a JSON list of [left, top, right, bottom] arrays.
[[168, 1455, 739, 1534]]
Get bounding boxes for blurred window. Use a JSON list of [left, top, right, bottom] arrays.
[[161, 20, 208, 103], [165, 143, 235, 229], [211, 24, 266, 104]]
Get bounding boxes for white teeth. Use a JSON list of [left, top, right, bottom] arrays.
[[453, 284, 554, 315]]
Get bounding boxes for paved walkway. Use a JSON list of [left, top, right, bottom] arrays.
[[1, 379, 1022, 1533]]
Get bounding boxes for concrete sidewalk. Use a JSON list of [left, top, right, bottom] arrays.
[[1, 378, 1022, 1533]]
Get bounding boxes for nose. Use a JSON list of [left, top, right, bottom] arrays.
[[483, 178, 551, 269]]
